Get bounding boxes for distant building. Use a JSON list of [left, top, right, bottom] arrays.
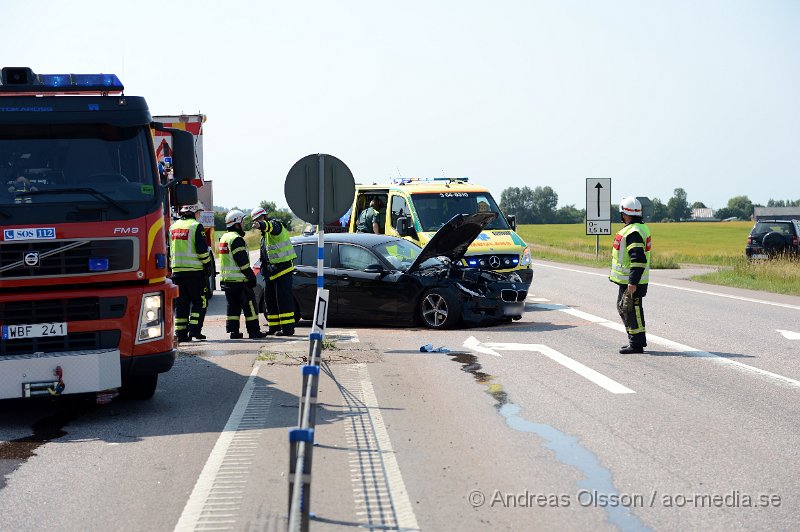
[[690, 208, 717, 221], [753, 207, 800, 221]]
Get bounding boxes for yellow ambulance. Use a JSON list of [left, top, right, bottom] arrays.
[[345, 177, 533, 286]]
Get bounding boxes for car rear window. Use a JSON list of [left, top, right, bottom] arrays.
[[753, 222, 795, 235]]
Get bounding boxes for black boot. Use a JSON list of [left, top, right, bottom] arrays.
[[619, 345, 644, 354], [189, 331, 207, 340], [229, 331, 244, 339], [275, 329, 294, 337], [177, 332, 191, 343], [248, 330, 267, 339]]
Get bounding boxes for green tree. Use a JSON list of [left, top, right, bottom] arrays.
[[500, 186, 536, 224], [666, 188, 691, 221], [691, 201, 707, 209], [554, 204, 585, 223], [725, 195, 754, 219], [531, 186, 559, 223], [649, 198, 669, 222]]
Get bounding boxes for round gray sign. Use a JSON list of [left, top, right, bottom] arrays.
[[284, 154, 355, 224]]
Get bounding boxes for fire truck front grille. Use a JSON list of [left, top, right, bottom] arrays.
[[0, 238, 138, 279], [0, 297, 127, 325], [0, 330, 121, 356]]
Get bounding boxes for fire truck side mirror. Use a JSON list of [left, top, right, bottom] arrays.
[[169, 129, 197, 181], [174, 183, 198, 206]]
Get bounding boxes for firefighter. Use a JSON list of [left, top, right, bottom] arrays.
[[251, 208, 297, 336], [219, 210, 267, 339], [170, 202, 213, 342], [610, 196, 652, 354]]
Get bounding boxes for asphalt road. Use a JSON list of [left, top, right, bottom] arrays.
[[1, 259, 799, 531]]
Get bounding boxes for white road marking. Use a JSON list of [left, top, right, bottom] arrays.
[[776, 329, 800, 340], [463, 336, 503, 357], [536, 302, 800, 389], [338, 364, 419, 531], [534, 262, 800, 311], [464, 338, 635, 394], [174, 366, 273, 531]]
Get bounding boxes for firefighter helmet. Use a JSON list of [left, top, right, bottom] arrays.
[[619, 196, 642, 216], [250, 207, 267, 221], [225, 209, 245, 227], [179, 202, 204, 215]]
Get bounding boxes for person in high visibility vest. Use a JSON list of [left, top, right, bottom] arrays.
[[251, 208, 297, 336], [610, 196, 652, 354], [170, 202, 212, 342], [219, 210, 267, 339]]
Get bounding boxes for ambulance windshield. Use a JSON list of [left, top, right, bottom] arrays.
[[410, 192, 510, 232]]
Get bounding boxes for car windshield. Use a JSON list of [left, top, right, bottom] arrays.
[[0, 124, 158, 217], [410, 192, 509, 232], [372, 239, 442, 271]]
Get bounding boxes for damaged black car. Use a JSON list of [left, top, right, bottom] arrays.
[[291, 212, 528, 329]]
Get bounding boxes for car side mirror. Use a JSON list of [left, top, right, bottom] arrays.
[[364, 264, 386, 275], [174, 183, 198, 205], [506, 214, 516, 230], [395, 216, 410, 237]]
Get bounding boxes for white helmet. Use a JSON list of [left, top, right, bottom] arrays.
[[179, 202, 204, 215], [225, 209, 245, 227], [619, 196, 642, 216], [251, 207, 267, 221]]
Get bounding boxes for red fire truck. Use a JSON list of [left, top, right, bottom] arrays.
[[0, 67, 199, 400]]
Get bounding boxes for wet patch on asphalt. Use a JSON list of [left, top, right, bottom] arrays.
[[447, 352, 651, 532], [0, 396, 96, 491]]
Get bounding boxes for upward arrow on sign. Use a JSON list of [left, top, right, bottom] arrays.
[[595, 182, 603, 218]]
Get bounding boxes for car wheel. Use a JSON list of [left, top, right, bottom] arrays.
[[419, 288, 462, 329]]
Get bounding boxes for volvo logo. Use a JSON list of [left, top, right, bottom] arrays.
[[24, 251, 40, 267], [489, 256, 501, 268]]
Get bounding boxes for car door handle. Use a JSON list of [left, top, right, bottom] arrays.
[[341, 274, 349, 280]]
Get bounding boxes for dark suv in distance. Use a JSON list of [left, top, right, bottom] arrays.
[[745, 219, 800, 259]]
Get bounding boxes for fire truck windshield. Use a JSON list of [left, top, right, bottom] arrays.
[[0, 123, 158, 223]]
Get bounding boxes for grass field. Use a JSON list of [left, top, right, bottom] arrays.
[[517, 222, 800, 296]]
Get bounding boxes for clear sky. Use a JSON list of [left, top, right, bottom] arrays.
[[3, 0, 799, 213]]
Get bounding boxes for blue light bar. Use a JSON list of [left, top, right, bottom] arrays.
[[73, 74, 121, 87], [0, 67, 124, 94], [89, 258, 109, 272], [39, 74, 71, 87]]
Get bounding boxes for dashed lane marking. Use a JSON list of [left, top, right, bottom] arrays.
[[534, 262, 800, 311], [533, 302, 800, 389]]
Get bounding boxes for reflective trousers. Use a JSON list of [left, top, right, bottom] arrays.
[[616, 283, 648, 347], [264, 272, 295, 333], [174, 271, 208, 336], [221, 281, 260, 334]]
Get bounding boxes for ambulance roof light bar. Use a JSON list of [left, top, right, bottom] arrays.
[[0, 67, 124, 95], [391, 176, 469, 185]]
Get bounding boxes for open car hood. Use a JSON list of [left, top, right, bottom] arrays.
[[407, 212, 498, 272]]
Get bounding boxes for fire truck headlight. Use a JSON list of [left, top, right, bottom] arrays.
[[137, 292, 164, 343]]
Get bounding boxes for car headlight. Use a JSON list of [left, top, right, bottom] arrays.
[[520, 246, 532, 266], [137, 292, 164, 343]]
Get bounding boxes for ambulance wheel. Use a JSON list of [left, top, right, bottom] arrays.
[[122, 373, 158, 400]]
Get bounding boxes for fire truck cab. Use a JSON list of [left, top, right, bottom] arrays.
[[0, 67, 197, 400]]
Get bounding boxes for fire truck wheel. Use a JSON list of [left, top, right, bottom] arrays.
[[122, 373, 158, 400]]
